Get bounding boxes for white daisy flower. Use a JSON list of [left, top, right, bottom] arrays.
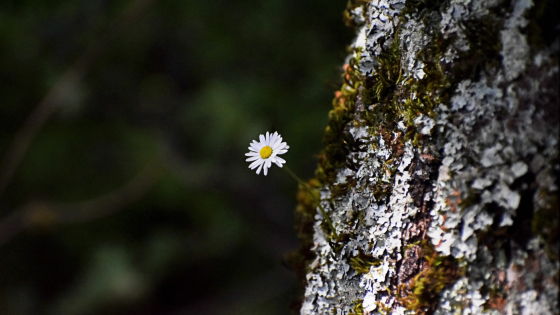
[[245, 131, 289, 175]]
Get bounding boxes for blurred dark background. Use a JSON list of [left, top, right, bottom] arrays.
[[0, 0, 352, 314]]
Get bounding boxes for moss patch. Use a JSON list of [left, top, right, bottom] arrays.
[[349, 248, 382, 274], [348, 300, 364, 315], [397, 241, 464, 315]]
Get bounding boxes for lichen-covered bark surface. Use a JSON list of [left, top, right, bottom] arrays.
[[296, 0, 559, 314]]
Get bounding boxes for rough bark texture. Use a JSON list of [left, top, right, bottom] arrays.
[[293, 0, 559, 314]]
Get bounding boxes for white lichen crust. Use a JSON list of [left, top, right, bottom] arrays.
[[428, 0, 559, 314], [300, 0, 559, 314]]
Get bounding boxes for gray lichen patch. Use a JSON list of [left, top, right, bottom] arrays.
[[297, 0, 559, 314]]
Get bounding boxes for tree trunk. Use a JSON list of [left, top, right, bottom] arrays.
[[293, 0, 559, 314]]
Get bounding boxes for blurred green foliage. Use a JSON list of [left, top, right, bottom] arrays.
[[0, 0, 351, 314]]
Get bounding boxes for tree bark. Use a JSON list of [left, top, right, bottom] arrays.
[[293, 0, 559, 314]]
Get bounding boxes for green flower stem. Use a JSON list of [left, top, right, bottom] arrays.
[[284, 165, 339, 239]]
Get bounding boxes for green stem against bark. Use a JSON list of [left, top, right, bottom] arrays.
[[284, 165, 339, 239]]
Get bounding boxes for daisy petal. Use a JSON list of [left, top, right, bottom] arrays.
[[271, 156, 283, 167], [271, 137, 282, 150], [259, 134, 266, 145], [275, 142, 287, 151], [265, 160, 272, 175], [246, 156, 260, 162], [256, 163, 263, 174], [269, 133, 278, 147], [249, 159, 262, 169]]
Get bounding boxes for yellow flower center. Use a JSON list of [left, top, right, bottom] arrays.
[[260, 146, 273, 159]]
